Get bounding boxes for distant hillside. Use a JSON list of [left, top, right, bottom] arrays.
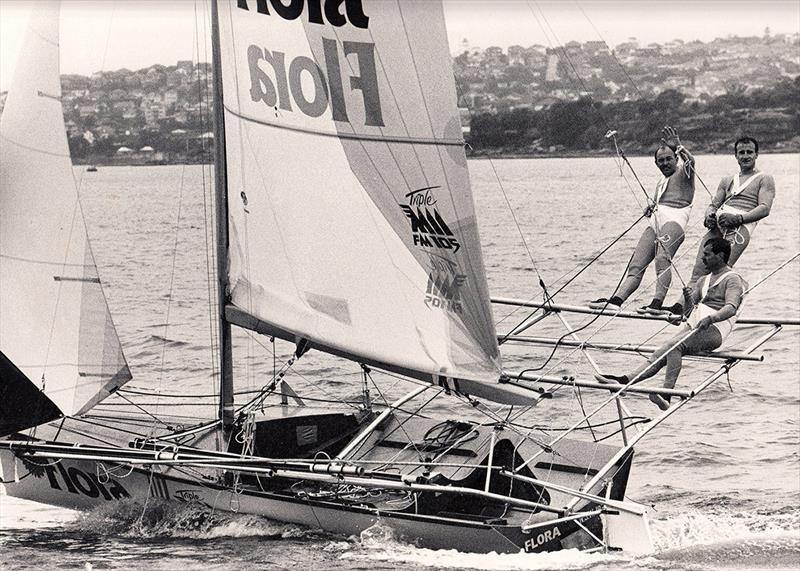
[[465, 78, 800, 157], [0, 34, 797, 162]]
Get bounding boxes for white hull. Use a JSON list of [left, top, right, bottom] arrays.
[[1, 447, 627, 554]]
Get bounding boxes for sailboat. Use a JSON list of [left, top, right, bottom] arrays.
[[2, 0, 796, 556]]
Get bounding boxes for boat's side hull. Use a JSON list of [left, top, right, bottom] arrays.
[[0, 449, 608, 553]]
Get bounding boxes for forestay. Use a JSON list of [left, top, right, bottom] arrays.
[[0, 0, 131, 428], [219, 1, 525, 402]]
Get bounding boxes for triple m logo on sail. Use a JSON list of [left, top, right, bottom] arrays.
[[401, 187, 466, 314], [240, 0, 383, 127]]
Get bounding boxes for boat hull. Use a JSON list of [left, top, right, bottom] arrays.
[[1, 448, 612, 554]]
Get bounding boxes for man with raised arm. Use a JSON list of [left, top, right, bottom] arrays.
[[589, 126, 695, 314], [667, 136, 775, 315], [596, 238, 747, 411]]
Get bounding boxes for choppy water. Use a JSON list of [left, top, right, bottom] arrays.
[[2, 155, 799, 570]]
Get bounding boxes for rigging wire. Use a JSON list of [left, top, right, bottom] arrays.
[[193, 0, 221, 419], [497, 213, 646, 336]]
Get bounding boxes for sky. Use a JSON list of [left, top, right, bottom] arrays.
[[1, 0, 799, 91]]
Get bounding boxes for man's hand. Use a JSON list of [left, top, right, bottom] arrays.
[[717, 212, 740, 229], [696, 316, 714, 330], [682, 286, 694, 305], [704, 212, 717, 229], [643, 203, 655, 217], [661, 125, 681, 151]]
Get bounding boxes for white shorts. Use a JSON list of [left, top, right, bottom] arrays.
[[687, 303, 737, 342], [717, 204, 758, 238], [650, 204, 690, 232]]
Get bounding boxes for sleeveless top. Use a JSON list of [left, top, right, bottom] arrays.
[[722, 172, 765, 210], [656, 167, 694, 209], [687, 270, 745, 340]]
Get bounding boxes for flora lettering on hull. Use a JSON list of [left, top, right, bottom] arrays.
[[40, 463, 130, 501], [523, 526, 561, 552], [242, 0, 383, 126]]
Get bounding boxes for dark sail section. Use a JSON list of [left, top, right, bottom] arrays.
[[0, 350, 62, 437]]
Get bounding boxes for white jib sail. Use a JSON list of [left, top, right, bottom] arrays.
[[219, 0, 516, 399], [0, 1, 131, 417]]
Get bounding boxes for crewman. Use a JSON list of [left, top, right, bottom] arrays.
[[596, 237, 746, 410], [667, 136, 774, 315], [589, 126, 695, 314]]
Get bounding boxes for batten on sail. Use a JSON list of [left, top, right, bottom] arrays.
[[217, 1, 521, 403], [0, 1, 131, 427]]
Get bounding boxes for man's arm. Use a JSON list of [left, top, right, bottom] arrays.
[[708, 178, 728, 213], [697, 304, 737, 330], [676, 145, 695, 178], [680, 280, 704, 319], [741, 175, 776, 224], [704, 178, 728, 228], [697, 275, 745, 330]]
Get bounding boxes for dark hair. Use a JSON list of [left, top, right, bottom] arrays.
[[734, 136, 759, 153], [653, 144, 676, 160], [704, 237, 732, 263]]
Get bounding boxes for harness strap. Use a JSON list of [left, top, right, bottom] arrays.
[[728, 171, 764, 199]]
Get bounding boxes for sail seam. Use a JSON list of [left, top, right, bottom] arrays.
[[223, 105, 464, 147], [29, 23, 59, 48], [0, 132, 71, 158], [0, 253, 94, 268]]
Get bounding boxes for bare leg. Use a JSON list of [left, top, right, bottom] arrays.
[[616, 227, 657, 302], [681, 228, 723, 306], [626, 332, 684, 383], [663, 326, 722, 389], [653, 221, 686, 303]]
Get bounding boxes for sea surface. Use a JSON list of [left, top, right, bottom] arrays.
[[1, 154, 799, 570]]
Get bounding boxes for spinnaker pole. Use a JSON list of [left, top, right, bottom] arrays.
[[210, 0, 234, 429]]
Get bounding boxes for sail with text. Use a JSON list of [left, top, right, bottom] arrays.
[[0, 1, 132, 436], [219, 0, 531, 404]]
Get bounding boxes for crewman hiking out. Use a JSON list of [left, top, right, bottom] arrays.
[[590, 126, 695, 314], [596, 237, 747, 410], [667, 135, 774, 316]]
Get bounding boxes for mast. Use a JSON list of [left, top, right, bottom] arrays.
[[210, 0, 234, 429]]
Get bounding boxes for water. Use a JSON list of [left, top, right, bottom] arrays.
[[2, 155, 799, 570]]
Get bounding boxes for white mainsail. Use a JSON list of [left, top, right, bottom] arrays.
[[218, 0, 527, 402], [0, 0, 131, 421]]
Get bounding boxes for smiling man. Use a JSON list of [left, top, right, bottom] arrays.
[[667, 136, 775, 315], [589, 125, 695, 314], [596, 237, 747, 411]]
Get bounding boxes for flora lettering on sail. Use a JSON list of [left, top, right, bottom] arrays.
[[246, 40, 382, 126], [242, 0, 383, 126], [236, 0, 369, 29]]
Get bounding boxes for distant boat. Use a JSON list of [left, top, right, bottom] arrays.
[[86, 165, 97, 172]]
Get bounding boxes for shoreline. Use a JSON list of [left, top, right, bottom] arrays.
[[74, 146, 800, 167]]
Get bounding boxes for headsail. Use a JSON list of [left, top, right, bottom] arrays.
[[0, 0, 131, 432], [218, 0, 525, 402]]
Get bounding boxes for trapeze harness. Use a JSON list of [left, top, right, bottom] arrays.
[[686, 270, 743, 341], [650, 175, 691, 233], [716, 172, 765, 244]]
